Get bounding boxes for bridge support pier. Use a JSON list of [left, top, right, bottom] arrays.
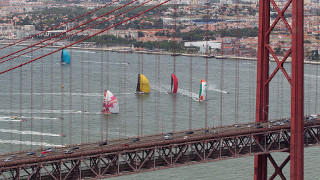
[[254, 0, 269, 178], [268, 154, 290, 180], [255, 0, 304, 178]]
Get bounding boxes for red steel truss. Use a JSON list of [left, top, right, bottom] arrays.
[[1, 123, 319, 180], [255, 0, 304, 178]]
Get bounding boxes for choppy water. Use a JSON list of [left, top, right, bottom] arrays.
[[0, 45, 319, 179]]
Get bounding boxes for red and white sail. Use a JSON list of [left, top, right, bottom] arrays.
[[102, 90, 119, 114]]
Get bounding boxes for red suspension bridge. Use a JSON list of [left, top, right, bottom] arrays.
[[0, 0, 318, 179]]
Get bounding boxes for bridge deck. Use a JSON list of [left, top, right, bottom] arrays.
[[1, 117, 319, 167]]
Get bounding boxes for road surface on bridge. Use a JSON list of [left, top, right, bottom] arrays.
[[0, 117, 319, 167]]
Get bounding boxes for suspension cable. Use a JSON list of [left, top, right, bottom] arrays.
[[0, 0, 121, 51], [0, 0, 141, 64], [0, 0, 164, 75]]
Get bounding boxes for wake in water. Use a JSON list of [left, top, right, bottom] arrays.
[[0, 109, 102, 115], [207, 84, 229, 94], [159, 84, 199, 99], [150, 84, 170, 94], [0, 128, 62, 137], [0, 139, 63, 147], [0, 116, 23, 122], [0, 92, 133, 97]]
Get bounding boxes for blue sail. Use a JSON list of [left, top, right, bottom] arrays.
[[61, 49, 71, 64]]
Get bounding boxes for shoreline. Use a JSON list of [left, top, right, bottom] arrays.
[[1, 42, 319, 64]]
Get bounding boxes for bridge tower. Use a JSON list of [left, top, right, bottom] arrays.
[[255, 0, 304, 179]]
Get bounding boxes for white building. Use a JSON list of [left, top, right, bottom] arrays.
[[185, 40, 221, 53]]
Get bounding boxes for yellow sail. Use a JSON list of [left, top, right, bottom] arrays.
[[137, 74, 150, 94]]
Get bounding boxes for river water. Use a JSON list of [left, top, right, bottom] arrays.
[[0, 45, 319, 179]]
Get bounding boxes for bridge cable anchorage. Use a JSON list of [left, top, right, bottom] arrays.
[[0, 0, 121, 52], [0, 0, 163, 75], [0, 0, 141, 65]]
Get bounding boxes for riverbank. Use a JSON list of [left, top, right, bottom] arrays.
[[1, 42, 319, 64]]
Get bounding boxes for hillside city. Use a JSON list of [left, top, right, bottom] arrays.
[[0, 0, 319, 59]]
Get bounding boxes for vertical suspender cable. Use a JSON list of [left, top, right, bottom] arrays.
[[30, 47, 34, 149], [69, 48, 73, 145], [100, 50, 104, 143], [189, 56, 193, 130], [50, 52, 53, 146], [31, 47, 34, 149], [315, 23, 319, 114], [141, 52, 144, 136], [40, 48, 44, 149], [219, 18, 225, 128], [119, 53, 123, 138], [87, 51, 91, 142], [155, 54, 160, 133], [249, 57, 253, 122], [172, 0, 177, 133], [61, 50, 64, 146], [277, 72, 280, 118], [19, 62, 22, 151], [205, 0, 209, 129], [9, 46, 13, 152], [307, 25, 311, 115], [280, 72, 283, 118], [137, 53, 141, 136], [106, 49, 109, 141], [123, 54, 127, 137], [81, 47, 84, 143], [234, 5, 239, 125], [188, 0, 193, 131], [315, 7, 319, 114]]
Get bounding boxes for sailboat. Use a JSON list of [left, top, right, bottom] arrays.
[[168, 74, 178, 94], [61, 49, 71, 64], [101, 90, 119, 114], [198, 79, 207, 102], [136, 74, 150, 94]]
